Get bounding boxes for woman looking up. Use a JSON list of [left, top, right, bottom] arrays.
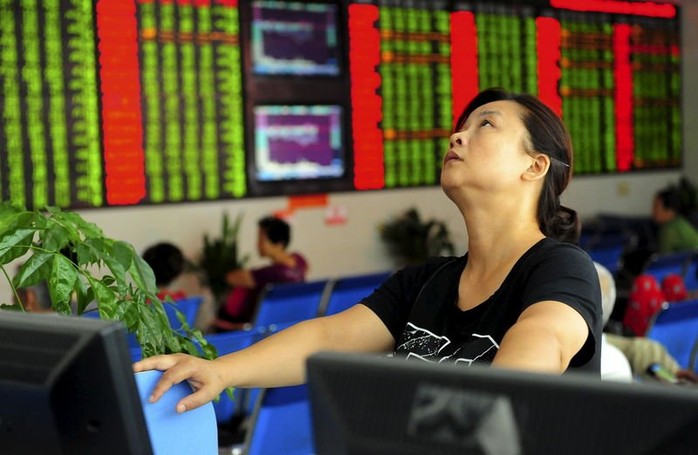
[[134, 88, 602, 413]]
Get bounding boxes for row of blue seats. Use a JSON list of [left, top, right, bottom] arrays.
[[581, 230, 698, 290], [646, 298, 698, 373], [205, 270, 393, 454], [84, 271, 392, 454]]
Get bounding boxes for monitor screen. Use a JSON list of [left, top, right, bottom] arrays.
[[0, 312, 153, 454], [307, 352, 698, 455], [254, 105, 345, 181], [251, 0, 341, 76]]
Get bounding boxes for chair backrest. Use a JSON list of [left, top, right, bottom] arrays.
[[643, 250, 694, 284], [319, 271, 392, 316], [134, 370, 218, 455], [581, 232, 632, 274], [80, 309, 142, 360], [682, 252, 698, 292], [243, 385, 314, 455], [646, 299, 698, 369], [163, 295, 204, 330], [204, 329, 265, 423], [252, 280, 330, 329]]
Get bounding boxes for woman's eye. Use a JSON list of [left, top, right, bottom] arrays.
[[480, 119, 492, 127]]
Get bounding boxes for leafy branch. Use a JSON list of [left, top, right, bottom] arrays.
[[0, 203, 216, 360]]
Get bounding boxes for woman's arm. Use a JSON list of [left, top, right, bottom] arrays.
[[226, 268, 255, 288], [133, 304, 394, 412], [491, 301, 589, 373]]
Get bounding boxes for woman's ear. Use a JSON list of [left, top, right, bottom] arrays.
[[522, 154, 550, 181]]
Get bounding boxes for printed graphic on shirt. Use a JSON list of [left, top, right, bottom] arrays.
[[397, 322, 499, 365]]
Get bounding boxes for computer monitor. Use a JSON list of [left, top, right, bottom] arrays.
[[307, 352, 698, 455], [251, 0, 341, 76], [0, 311, 153, 454], [253, 104, 345, 181]]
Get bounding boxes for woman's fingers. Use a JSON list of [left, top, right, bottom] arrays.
[[132, 354, 180, 373]]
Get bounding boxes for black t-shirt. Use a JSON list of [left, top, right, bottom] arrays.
[[362, 238, 602, 375]]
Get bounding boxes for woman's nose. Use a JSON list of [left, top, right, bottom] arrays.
[[449, 133, 464, 149]]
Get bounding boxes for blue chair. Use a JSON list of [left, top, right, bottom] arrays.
[[319, 271, 392, 316], [581, 232, 633, 274], [243, 385, 314, 455], [643, 251, 694, 285], [646, 299, 698, 370], [251, 280, 330, 330], [81, 309, 142, 361], [134, 370, 218, 454], [204, 329, 265, 424], [163, 295, 204, 331], [682, 252, 698, 292]]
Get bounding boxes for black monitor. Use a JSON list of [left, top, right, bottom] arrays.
[[0, 311, 152, 455], [251, 0, 341, 76], [307, 352, 698, 455]]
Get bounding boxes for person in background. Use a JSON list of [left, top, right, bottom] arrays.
[[135, 88, 602, 414], [142, 242, 217, 333], [14, 281, 53, 313], [215, 216, 309, 330], [651, 187, 698, 254], [595, 262, 633, 383]]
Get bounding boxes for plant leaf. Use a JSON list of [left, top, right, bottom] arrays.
[[0, 228, 35, 264], [13, 251, 53, 288], [88, 277, 117, 319], [39, 224, 72, 252], [129, 254, 157, 293], [48, 254, 77, 315], [75, 276, 95, 315], [113, 241, 133, 271]]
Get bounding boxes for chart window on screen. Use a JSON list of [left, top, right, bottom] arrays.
[[254, 105, 345, 181], [251, 0, 340, 76]]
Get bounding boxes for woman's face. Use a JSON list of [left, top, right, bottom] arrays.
[[441, 100, 533, 195]]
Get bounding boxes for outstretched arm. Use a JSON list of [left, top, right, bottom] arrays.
[[133, 304, 394, 412], [492, 301, 590, 373]]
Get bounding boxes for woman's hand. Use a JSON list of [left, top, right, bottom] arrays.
[[133, 353, 228, 413]]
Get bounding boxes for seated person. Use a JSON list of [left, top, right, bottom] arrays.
[[14, 281, 53, 313], [142, 242, 216, 333], [594, 262, 633, 383], [216, 216, 308, 330], [651, 187, 698, 254]]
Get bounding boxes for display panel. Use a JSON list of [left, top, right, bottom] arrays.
[[251, 0, 341, 76], [0, 0, 684, 209], [254, 105, 344, 181]]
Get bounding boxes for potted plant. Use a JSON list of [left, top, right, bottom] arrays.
[[379, 207, 456, 267], [197, 211, 249, 304], [0, 203, 215, 359]]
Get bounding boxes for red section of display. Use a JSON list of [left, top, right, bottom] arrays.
[[96, 0, 146, 205], [348, 4, 384, 190], [215, 0, 238, 7], [614, 24, 634, 172], [536, 17, 562, 117], [450, 11, 478, 126], [550, 0, 675, 18]]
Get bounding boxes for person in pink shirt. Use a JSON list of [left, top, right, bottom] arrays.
[[215, 216, 308, 330]]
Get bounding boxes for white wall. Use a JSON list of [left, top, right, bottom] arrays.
[[1, 2, 696, 303]]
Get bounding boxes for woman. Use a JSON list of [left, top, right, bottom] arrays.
[[134, 88, 602, 413]]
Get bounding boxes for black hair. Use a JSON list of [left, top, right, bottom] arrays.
[[142, 242, 185, 287], [258, 216, 291, 248], [656, 187, 681, 213], [455, 87, 579, 243]]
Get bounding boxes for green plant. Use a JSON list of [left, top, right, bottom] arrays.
[[0, 203, 215, 360], [198, 211, 249, 301], [379, 207, 456, 266]]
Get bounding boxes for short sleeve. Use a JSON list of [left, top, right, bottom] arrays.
[[521, 243, 603, 368], [361, 258, 456, 341]]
